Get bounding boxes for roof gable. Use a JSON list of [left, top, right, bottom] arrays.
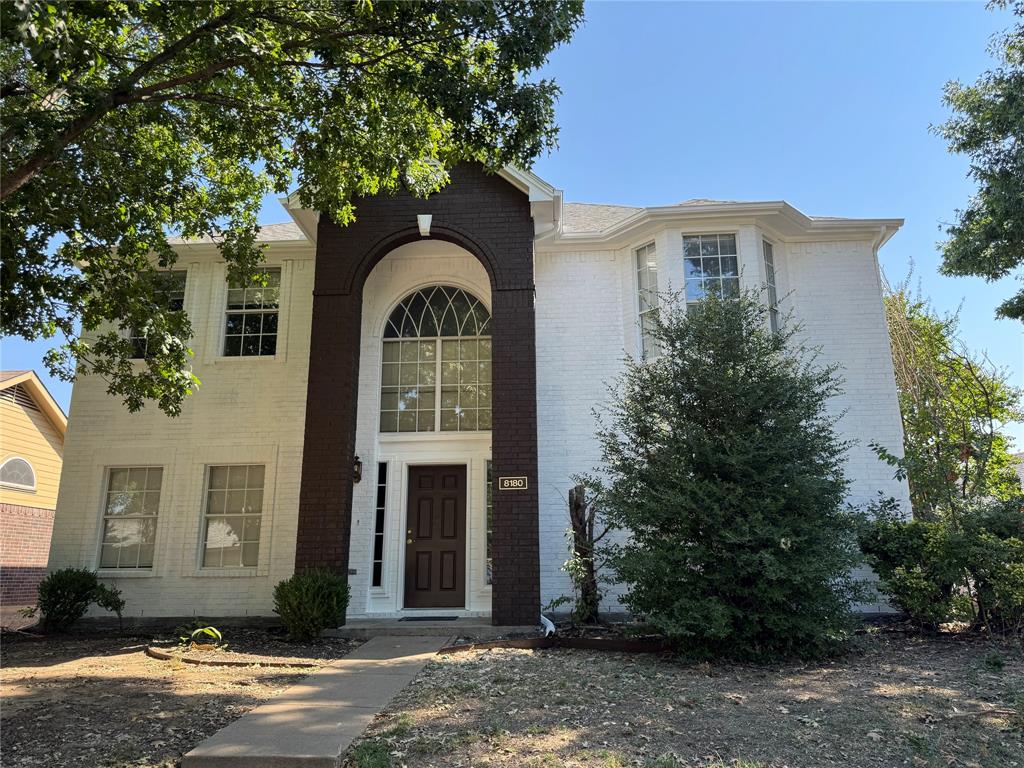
[[0, 371, 67, 437]]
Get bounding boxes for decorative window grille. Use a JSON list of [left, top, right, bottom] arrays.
[[201, 465, 264, 567], [763, 240, 779, 333], [635, 242, 659, 359], [223, 269, 281, 357], [683, 234, 740, 306], [372, 462, 387, 587], [379, 286, 492, 433], [99, 467, 162, 568], [130, 270, 187, 358], [0, 457, 36, 490]]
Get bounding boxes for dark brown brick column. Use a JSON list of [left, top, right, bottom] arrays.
[[295, 163, 540, 625], [489, 287, 541, 625], [294, 287, 362, 578]]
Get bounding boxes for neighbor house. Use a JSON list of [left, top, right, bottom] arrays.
[[48, 164, 909, 624], [1, 371, 66, 614]]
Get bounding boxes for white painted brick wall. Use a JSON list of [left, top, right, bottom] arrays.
[[50, 221, 909, 619], [533, 231, 909, 612], [50, 250, 315, 617]]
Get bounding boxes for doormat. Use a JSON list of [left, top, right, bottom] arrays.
[[398, 616, 459, 622]]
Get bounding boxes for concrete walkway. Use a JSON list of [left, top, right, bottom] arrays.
[[182, 635, 449, 768]]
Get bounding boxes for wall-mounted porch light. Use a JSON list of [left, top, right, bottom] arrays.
[[417, 214, 432, 237], [353, 455, 362, 484]]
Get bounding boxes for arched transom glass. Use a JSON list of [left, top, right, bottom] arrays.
[[380, 286, 492, 433]]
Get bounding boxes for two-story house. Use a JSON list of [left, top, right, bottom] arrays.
[[49, 164, 909, 624]]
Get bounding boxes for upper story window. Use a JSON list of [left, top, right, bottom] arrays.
[[763, 240, 779, 333], [130, 270, 187, 358], [223, 268, 281, 357], [635, 242, 659, 359], [380, 285, 491, 433], [100, 466, 162, 569], [0, 457, 36, 490], [684, 234, 739, 306]]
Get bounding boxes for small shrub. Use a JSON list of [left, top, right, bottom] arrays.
[[273, 568, 350, 641], [37, 568, 125, 632], [860, 496, 1024, 634], [177, 623, 225, 648]]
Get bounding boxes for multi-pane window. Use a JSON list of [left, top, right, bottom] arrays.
[[0, 457, 35, 490], [683, 234, 740, 306], [99, 467, 162, 569], [763, 240, 779, 333], [201, 465, 264, 568], [380, 286, 492, 433], [223, 268, 281, 357], [371, 462, 387, 587], [485, 460, 493, 585], [130, 271, 187, 358], [635, 242, 659, 359]]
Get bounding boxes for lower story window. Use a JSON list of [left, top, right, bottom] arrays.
[[202, 465, 264, 568], [100, 467, 162, 569], [372, 462, 387, 587]]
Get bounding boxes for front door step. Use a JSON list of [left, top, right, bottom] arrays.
[[182, 635, 448, 768]]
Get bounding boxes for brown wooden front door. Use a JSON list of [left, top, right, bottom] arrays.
[[404, 465, 466, 608]]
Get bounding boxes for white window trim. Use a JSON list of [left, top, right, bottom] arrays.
[[198, 463, 267, 571], [96, 465, 164, 573], [762, 238, 780, 332], [634, 241, 659, 360], [0, 456, 36, 491], [682, 232, 741, 307]]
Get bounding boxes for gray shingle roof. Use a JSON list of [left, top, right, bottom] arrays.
[[168, 221, 307, 244], [561, 203, 641, 234]]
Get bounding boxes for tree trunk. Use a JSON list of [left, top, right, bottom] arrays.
[[568, 484, 600, 624]]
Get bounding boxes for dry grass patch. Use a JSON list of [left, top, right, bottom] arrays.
[[1, 630, 359, 767], [347, 629, 1023, 768]]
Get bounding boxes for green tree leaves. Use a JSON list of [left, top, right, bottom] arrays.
[[595, 292, 862, 659], [936, 0, 1024, 320], [879, 284, 1022, 518], [0, 0, 583, 414]]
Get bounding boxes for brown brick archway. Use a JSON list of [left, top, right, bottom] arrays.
[[295, 164, 540, 626]]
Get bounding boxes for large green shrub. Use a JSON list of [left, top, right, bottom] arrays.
[[860, 496, 1024, 634], [37, 568, 125, 632], [273, 568, 350, 641], [595, 291, 863, 660]]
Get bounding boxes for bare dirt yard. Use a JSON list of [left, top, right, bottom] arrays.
[[0, 629, 360, 768], [347, 627, 1024, 768]]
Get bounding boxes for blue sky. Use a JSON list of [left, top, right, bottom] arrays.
[[3, 1, 1021, 445]]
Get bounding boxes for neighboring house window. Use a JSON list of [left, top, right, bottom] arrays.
[[223, 269, 281, 357], [130, 270, 187, 358], [372, 462, 387, 587], [683, 234, 740, 306], [201, 465, 264, 568], [379, 285, 492, 433], [99, 467, 162, 569], [485, 460, 493, 586], [763, 240, 779, 333], [635, 242, 659, 359], [0, 457, 36, 490]]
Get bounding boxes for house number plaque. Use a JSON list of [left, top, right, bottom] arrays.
[[498, 476, 528, 490]]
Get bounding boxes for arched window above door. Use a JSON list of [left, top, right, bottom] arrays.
[[380, 286, 491, 433]]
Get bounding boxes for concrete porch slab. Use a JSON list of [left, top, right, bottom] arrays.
[[182, 635, 448, 768], [325, 618, 537, 640]]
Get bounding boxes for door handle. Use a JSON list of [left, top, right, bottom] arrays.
[[406, 538, 413, 544]]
